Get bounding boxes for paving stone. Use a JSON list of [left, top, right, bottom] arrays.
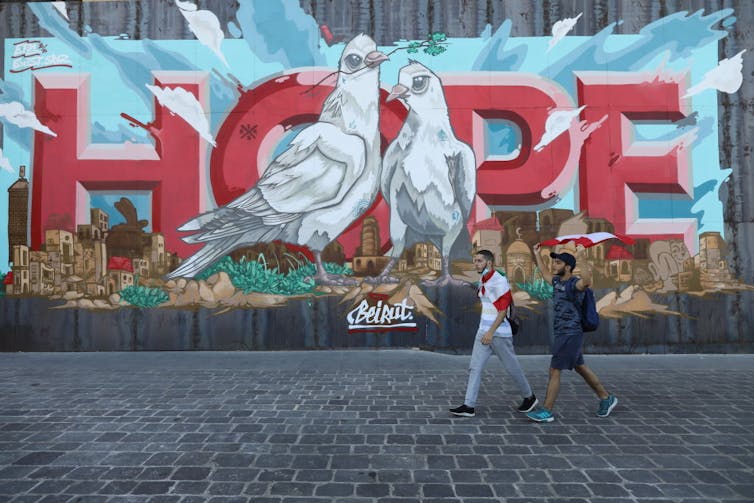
[[132, 481, 175, 494], [294, 470, 331, 482], [27, 479, 73, 493], [454, 484, 494, 497], [11, 452, 64, 466], [170, 467, 211, 481], [587, 483, 631, 497], [314, 483, 354, 496], [422, 484, 456, 498]]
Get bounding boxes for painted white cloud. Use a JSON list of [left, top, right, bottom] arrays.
[[145, 84, 216, 146], [0, 101, 57, 137], [684, 50, 746, 98], [534, 106, 585, 152], [547, 13, 582, 53], [0, 148, 13, 173], [52, 1, 69, 21], [175, 0, 229, 67]]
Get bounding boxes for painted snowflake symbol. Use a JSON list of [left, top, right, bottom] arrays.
[[240, 124, 257, 140]]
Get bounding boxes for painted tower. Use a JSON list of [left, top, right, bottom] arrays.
[[7, 165, 29, 261]]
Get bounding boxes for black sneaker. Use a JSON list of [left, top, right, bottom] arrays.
[[449, 404, 475, 417], [517, 395, 538, 413]]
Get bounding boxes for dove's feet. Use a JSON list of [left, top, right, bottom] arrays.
[[363, 274, 400, 284], [422, 274, 470, 288], [314, 271, 359, 286]]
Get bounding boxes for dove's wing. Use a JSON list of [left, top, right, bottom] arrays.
[[178, 122, 366, 243], [232, 122, 366, 214], [381, 126, 414, 199], [380, 140, 402, 199], [447, 142, 476, 220]]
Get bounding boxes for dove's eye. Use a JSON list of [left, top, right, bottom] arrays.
[[411, 75, 430, 93], [345, 54, 363, 70]]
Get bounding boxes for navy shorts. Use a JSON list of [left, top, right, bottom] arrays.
[[550, 332, 584, 370]]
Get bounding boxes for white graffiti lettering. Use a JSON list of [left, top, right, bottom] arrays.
[[346, 298, 416, 328]]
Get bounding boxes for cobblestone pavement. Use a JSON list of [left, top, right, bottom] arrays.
[[0, 351, 753, 503]]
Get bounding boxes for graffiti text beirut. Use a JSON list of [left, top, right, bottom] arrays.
[[346, 298, 417, 333]]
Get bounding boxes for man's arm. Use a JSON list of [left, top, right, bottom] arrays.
[[481, 309, 507, 345], [533, 243, 553, 284], [574, 245, 592, 291]]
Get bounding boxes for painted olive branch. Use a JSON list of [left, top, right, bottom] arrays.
[[301, 32, 448, 95]]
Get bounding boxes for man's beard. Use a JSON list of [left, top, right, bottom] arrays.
[[555, 269, 566, 277]]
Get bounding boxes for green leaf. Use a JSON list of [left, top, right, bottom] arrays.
[[424, 45, 446, 56], [515, 268, 553, 300], [119, 285, 169, 308], [195, 255, 351, 296]]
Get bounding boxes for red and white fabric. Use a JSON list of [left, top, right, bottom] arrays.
[[478, 269, 514, 337], [539, 232, 635, 248]]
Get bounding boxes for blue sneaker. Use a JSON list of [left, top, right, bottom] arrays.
[[597, 395, 618, 417], [526, 407, 554, 423]]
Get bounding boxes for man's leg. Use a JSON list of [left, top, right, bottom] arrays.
[[575, 364, 618, 417], [463, 332, 493, 408], [527, 366, 559, 422], [490, 337, 533, 397], [543, 367, 562, 410], [574, 364, 608, 400]]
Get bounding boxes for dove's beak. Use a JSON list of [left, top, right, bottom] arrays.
[[386, 84, 409, 102], [364, 50, 389, 68]]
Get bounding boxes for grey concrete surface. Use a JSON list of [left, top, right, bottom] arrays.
[[0, 350, 753, 502]]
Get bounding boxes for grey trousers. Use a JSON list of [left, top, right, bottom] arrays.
[[464, 329, 533, 408]]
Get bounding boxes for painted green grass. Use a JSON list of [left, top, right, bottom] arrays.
[[196, 255, 352, 296], [119, 285, 169, 308], [516, 269, 554, 300]]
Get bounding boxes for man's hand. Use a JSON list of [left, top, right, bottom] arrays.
[[533, 242, 553, 283], [575, 244, 587, 260], [481, 331, 493, 345]]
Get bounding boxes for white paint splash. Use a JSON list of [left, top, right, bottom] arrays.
[[145, 84, 216, 146], [547, 13, 582, 53], [684, 50, 746, 98], [534, 106, 585, 152], [0, 148, 13, 173], [51, 1, 69, 21], [0, 101, 57, 137], [175, 0, 229, 67]]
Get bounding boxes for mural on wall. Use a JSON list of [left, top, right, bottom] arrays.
[[0, 1, 751, 335]]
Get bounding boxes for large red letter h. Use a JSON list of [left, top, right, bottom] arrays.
[[31, 72, 209, 257]]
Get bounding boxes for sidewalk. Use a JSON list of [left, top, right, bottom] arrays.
[[1, 351, 753, 502]]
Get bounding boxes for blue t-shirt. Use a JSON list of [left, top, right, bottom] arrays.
[[552, 276, 585, 335]]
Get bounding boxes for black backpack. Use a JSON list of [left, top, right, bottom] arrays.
[[506, 299, 520, 335], [566, 278, 599, 332]]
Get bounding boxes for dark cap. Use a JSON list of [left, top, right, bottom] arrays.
[[550, 252, 576, 270]]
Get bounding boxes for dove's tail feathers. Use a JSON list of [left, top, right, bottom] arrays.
[[166, 240, 240, 279], [178, 209, 225, 232]]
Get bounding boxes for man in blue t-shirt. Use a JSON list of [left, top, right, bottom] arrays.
[[526, 245, 618, 423]]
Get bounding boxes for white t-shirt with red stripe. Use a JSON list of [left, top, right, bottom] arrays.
[[478, 269, 514, 337]]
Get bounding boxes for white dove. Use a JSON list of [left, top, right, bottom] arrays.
[[168, 34, 388, 284], [374, 61, 476, 286]]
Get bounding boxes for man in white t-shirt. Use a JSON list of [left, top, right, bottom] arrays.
[[450, 250, 538, 417]]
